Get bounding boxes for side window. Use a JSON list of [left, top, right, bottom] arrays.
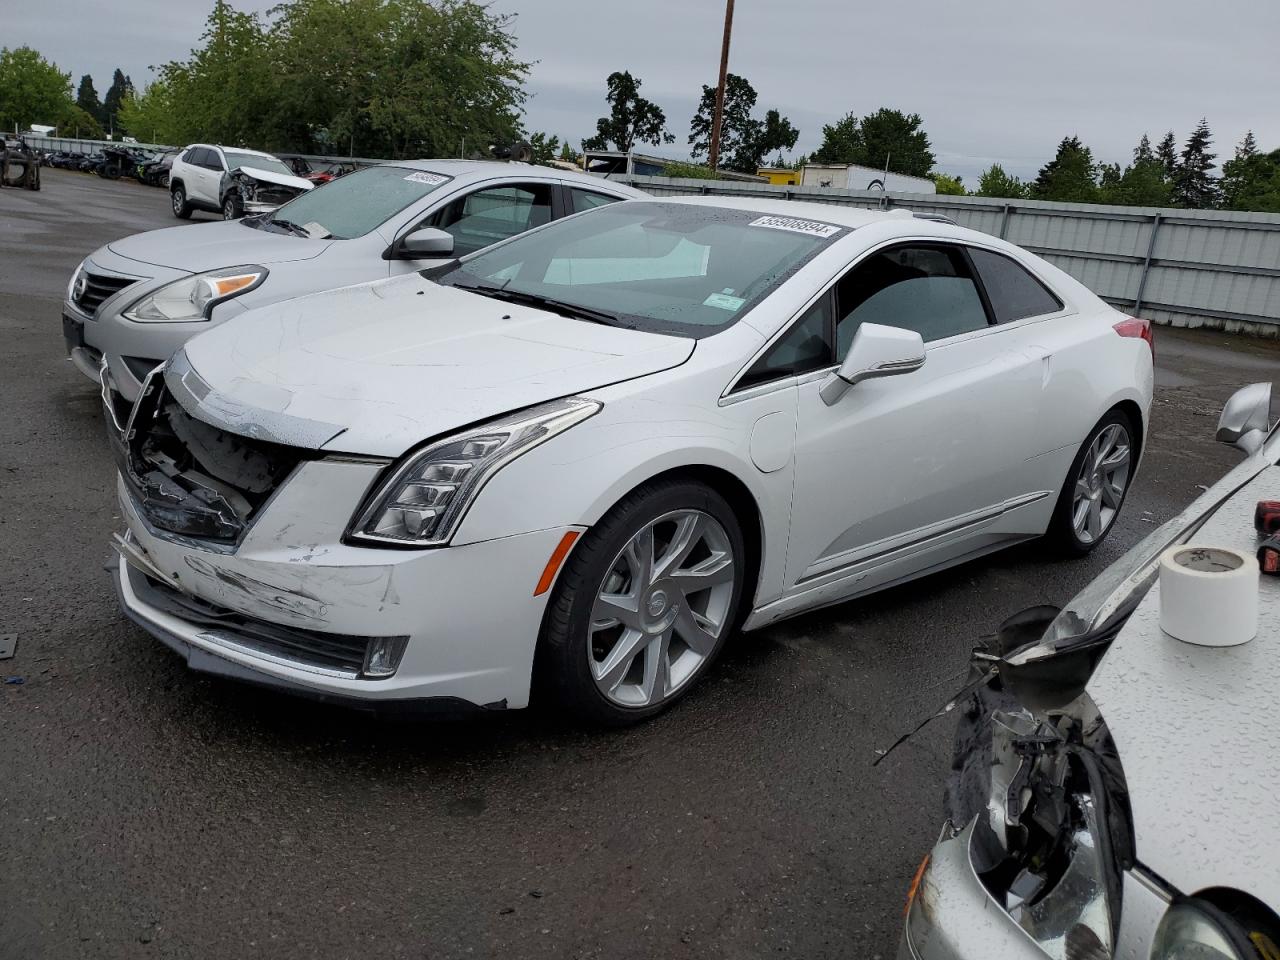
[[207, 150, 226, 171], [835, 244, 990, 358], [968, 248, 1063, 323], [185, 147, 208, 167], [431, 183, 554, 257], [737, 295, 833, 390], [569, 188, 622, 214]]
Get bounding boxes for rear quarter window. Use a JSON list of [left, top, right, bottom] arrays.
[[969, 248, 1063, 323]]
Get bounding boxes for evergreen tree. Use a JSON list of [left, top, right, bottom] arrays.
[[1221, 134, 1280, 212], [1133, 133, 1154, 165], [1032, 136, 1099, 203], [76, 74, 103, 125], [102, 68, 132, 134], [1171, 118, 1221, 208], [1156, 131, 1178, 179]]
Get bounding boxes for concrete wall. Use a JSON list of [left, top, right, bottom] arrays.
[[617, 176, 1280, 335]]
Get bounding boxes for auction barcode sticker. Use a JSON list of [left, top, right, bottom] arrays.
[[404, 171, 448, 185], [748, 216, 842, 238]]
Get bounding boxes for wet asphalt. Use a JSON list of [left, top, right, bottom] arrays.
[[2, 168, 1278, 959]]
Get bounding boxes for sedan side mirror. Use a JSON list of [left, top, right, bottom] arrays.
[[394, 227, 455, 260], [1216, 382, 1272, 455], [819, 322, 926, 406]]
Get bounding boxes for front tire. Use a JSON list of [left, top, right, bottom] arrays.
[[1047, 408, 1137, 556], [537, 479, 746, 726], [170, 184, 192, 219], [222, 193, 243, 220]]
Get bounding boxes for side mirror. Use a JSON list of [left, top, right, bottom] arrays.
[[1216, 382, 1272, 455], [819, 322, 926, 406], [395, 227, 455, 260]]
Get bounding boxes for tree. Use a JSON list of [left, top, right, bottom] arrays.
[[1156, 131, 1179, 179], [528, 131, 560, 166], [117, 81, 180, 144], [1221, 134, 1280, 212], [76, 74, 103, 125], [1098, 157, 1173, 207], [0, 46, 72, 132], [975, 163, 1029, 199], [930, 173, 965, 195], [1172, 118, 1221, 208], [102, 68, 133, 134], [688, 73, 798, 173], [582, 71, 672, 152], [811, 112, 860, 165], [1133, 133, 1155, 166], [810, 108, 934, 176], [60, 103, 104, 139], [1032, 136, 1099, 203], [558, 138, 581, 165]]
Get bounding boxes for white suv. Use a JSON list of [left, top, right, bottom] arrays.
[[169, 144, 313, 220]]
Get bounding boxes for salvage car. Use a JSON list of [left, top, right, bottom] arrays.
[[898, 383, 1280, 959], [167, 144, 313, 221], [65, 160, 646, 403], [106, 197, 1155, 723]]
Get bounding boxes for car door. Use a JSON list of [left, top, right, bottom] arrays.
[[190, 147, 221, 205], [781, 240, 1050, 602]]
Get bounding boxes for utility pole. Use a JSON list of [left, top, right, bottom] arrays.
[[707, 0, 735, 172]]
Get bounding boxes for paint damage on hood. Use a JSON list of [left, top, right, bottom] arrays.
[[178, 273, 695, 458]]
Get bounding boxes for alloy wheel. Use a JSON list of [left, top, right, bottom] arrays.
[[589, 509, 735, 708], [1071, 422, 1132, 544], [172, 190, 183, 214]]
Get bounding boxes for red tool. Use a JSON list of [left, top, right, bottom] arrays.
[[1260, 536, 1280, 575], [1255, 501, 1280, 537]]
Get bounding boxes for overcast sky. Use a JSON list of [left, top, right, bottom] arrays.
[[13, 0, 1280, 182]]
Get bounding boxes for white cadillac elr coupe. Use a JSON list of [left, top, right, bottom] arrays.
[[107, 196, 1154, 724]]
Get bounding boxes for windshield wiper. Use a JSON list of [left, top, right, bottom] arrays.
[[461, 285, 620, 326], [268, 218, 313, 238]]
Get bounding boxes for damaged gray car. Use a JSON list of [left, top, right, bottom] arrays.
[[899, 382, 1280, 960]]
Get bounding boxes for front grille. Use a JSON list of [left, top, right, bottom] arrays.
[[130, 566, 381, 677], [77, 271, 138, 315], [119, 382, 309, 543]]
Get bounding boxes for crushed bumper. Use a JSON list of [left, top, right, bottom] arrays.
[[113, 464, 577, 710]]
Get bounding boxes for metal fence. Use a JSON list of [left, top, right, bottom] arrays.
[[18, 134, 385, 169], [616, 175, 1280, 336]]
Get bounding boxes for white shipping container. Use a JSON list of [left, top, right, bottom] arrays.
[[800, 163, 936, 194]]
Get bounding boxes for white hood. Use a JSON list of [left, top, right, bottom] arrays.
[[1088, 463, 1280, 906], [232, 164, 314, 193], [177, 273, 694, 457]]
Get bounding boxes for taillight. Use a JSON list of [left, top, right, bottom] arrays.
[[1113, 315, 1154, 360]]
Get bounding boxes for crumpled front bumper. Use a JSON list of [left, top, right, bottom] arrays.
[[899, 820, 1049, 960]]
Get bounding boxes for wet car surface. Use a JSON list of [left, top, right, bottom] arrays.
[[3, 168, 1279, 958]]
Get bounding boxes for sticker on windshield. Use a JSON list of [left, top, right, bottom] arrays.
[[703, 292, 746, 311], [748, 215, 841, 238], [403, 171, 448, 185]]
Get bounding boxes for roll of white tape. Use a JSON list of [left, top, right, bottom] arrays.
[[1159, 546, 1258, 647]]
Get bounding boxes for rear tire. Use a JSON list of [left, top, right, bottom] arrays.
[[1047, 408, 1137, 556], [170, 183, 192, 219], [536, 479, 746, 726]]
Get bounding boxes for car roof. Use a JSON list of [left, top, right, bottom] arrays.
[[646, 194, 945, 231], [198, 144, 280, 159], [386, 159, 647, 195]]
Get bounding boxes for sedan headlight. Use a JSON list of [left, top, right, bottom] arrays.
[[349, 397, 601, 547], [67, 259, 86, 301], [123, 265, 267, 322], [1153, 899, 1272, 960]]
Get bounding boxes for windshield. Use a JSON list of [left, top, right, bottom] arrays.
[[438, 202, 845, 337], [266, 165, 452, 240], [224, 151, 294, 177]]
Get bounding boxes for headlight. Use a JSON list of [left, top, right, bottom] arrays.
[[123, 265, 267, 322], [349, 397, 601, 547], [67, 260, 86, 301], [1152, 899, 1264, 960]]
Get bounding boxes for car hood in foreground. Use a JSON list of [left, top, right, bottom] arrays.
[[107, 219, 332, 272], [175, 274, 694, 457], [1088, 462, 1280, 906]]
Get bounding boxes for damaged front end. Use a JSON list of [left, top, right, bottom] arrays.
[[940, 619, 1135, 959], [230, 167, 309, 215], [107, 366, 308, 545]]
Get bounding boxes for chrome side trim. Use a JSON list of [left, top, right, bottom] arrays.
[[1128, 865, 1177, 905], [797, 490, 1052, 586]]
